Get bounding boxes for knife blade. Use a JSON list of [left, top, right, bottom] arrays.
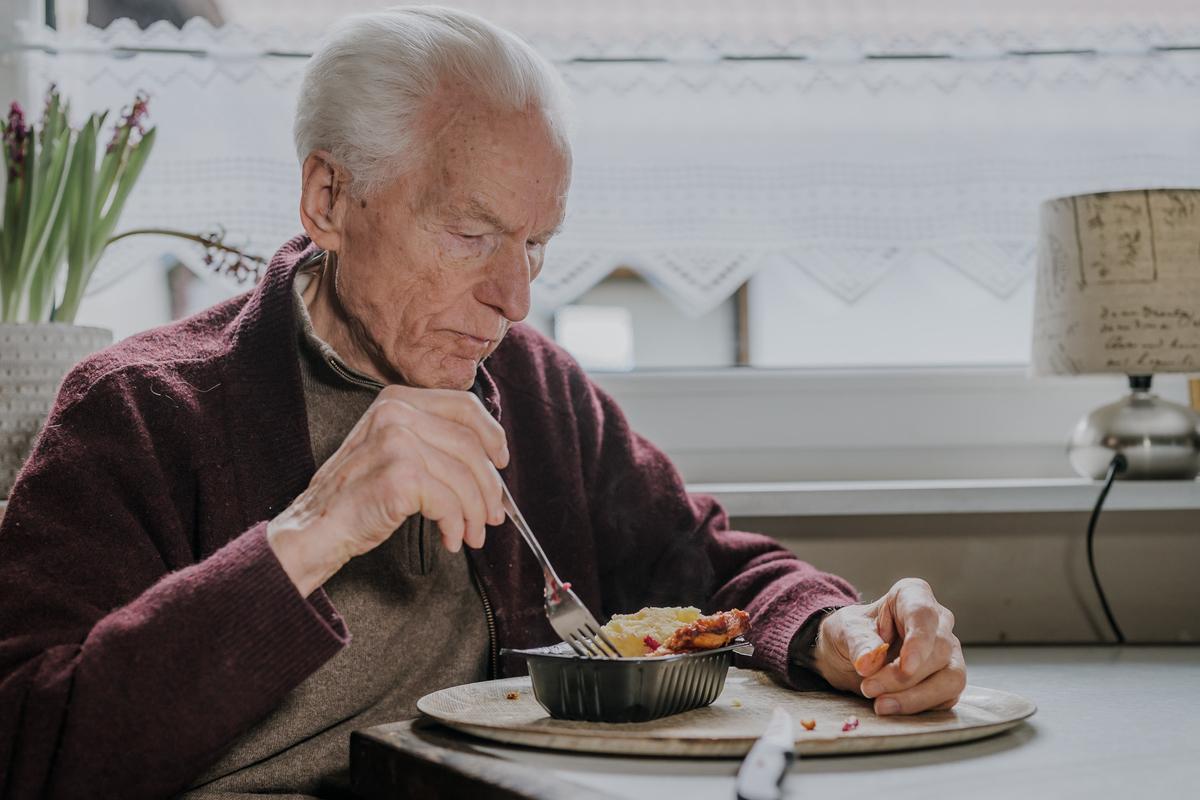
[[735, 705, 796, 800]]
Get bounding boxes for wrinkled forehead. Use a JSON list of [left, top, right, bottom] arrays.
[[411, 92, 571, 216]]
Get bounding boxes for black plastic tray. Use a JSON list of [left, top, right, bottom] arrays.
[[501, 639, 754, 723]]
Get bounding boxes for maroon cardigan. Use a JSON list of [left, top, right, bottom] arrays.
[[0, 235, 857, 798]]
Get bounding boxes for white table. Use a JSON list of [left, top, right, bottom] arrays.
[[352, 646, 1200, 799]]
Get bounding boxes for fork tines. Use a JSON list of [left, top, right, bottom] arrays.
[[564, 623, 621, 659]]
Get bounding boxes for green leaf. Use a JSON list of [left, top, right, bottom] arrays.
[[18, 128, 72, 294], [21, 131, 74, 320], [31, 210, 69, 321], [67, 116, 98, 276], [91, 126, 154, 256], [3, 132, 38, 319], [42, 91, 64, 143], [59, 121, 96, 323], [14, 130, 37, 248], [62, 127, 155, 323], [1, 163, 21, 311], [94, 123, 130, 218]]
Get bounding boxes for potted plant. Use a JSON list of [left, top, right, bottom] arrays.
[[0, 87, 263, 497]]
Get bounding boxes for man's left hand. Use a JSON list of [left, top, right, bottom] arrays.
[[811, 578, 966, 715]]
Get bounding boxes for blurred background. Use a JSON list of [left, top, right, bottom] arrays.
[[7, 0, 1197, 369]]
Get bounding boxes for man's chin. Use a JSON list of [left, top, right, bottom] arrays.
[[414, 357, 483, 391]]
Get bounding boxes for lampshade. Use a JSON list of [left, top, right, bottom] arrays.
[[1032, 188, 1200, 376], [1031, 188, 1200, 480]]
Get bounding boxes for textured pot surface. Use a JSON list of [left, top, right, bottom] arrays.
[[0, 324, 113, 498]]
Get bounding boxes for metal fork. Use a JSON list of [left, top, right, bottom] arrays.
[[501, 481, 621, 659]]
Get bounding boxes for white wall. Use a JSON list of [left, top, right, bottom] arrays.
[[745, 509, 1200, 644]]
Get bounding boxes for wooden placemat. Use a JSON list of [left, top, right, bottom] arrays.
[[417, 667, 1036, 757]]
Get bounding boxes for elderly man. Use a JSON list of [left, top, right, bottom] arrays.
[[0, 7, 965, 799]]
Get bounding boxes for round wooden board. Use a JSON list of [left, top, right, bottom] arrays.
[[418, 667, 1036, 757]]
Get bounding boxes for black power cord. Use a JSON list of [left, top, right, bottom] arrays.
[[1085, 454, 1127, 644]]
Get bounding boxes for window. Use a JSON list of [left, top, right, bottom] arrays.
[[22, 2, 1200, 369], [11, 2, 1199, 479]]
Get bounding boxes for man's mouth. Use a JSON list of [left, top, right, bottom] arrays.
[[452, 331, 493, 349]]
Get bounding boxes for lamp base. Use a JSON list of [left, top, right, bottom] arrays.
[[1067, 375, 1200, 480]]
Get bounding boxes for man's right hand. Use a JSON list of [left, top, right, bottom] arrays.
[[267, 385, 509, 596]]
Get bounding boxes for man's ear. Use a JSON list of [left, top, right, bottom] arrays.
[[299, 150, 349, 252]]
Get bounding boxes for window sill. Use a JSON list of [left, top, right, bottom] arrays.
[[688, 477, 1200, 517], [593, 367, 1196, 483]]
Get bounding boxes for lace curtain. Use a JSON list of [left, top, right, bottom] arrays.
[[13, 1, 1200, 316]]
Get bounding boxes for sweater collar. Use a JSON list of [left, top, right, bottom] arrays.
[[292, 257, 382, 392], [282, 248, 503, 424]]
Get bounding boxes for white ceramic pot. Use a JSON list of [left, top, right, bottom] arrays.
[[0, 323, 112, 498]]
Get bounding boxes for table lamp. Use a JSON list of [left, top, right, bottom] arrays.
[[1031, 188, 1200, 480]]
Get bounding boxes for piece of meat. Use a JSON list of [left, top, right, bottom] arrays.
[[653, 609, 750, 654]]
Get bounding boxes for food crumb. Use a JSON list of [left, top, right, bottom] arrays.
[[505, 691, 520, 700], [730, 699, 742, 708], [842, 716, 860, 732], [800, 719, 816, 731]]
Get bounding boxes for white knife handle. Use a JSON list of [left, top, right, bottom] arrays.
[[735, 742, 794, 800]]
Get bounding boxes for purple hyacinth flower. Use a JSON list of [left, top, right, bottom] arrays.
[[4, 101, 29, 181]]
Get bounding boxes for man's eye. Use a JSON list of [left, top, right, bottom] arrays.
[[456, 232, 483, 241]]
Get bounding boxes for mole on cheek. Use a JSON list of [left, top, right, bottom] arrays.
[[360, 199, 367, 209]]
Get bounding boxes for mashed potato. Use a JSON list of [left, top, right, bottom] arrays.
[[600, 606, 701, 657]]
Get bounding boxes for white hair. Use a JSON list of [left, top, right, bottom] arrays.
[[293, 5, 571, 198]]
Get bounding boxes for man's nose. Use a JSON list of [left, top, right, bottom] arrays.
[[481, 239, 533, 323]]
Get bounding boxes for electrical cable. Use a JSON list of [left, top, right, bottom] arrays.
[[1085, 453, 1127, 644]]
